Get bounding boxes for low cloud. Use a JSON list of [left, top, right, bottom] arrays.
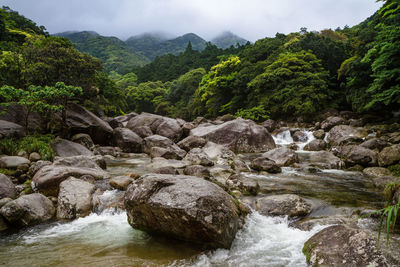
[[3, 0, 382, 41]]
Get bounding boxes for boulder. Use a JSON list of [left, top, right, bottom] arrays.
[[181, 122, 195, 138], [337, 145, 378, 167], [313, 129, 325, 139], [0, 156, 30, 169], [190, 118, 276, 153], [177, 136, 207, 152], [143, 135, 175, 154], [113, 127, 143, 153], [256, 194, 311, 217], [104, 117, 123, 129], [51, 138, 94, 157], [32, 158, 109, 196], [360, 138, 388, 151], [28, 152, 41, 162], [363, 167, 392, 177], [262, 147, 298, 167], [321, 116, 346, 131], [0, 174, 17, 199], [150, 146, 186, 160], [292, 131, 308, 142], [71, 133, 95, 150], [378, 144, 400, 166], [127, 113, 182, 142], [262, 119, 276, 133], [183, 165, 210, 178], [327, 125, 368, 146], [66, 103, 113, 145], [0, 193, 55, 227], [0, 120, 25, 138], [27, 160, 52, 178], [228, 174, 260, 195], [304, 139, 326, 151], [53, 155, 106, 170], [183, 148, 214, 166], [113, 112, 138, 126], [304, 151, 344, 169], [303, 225, 399, 266], [109, 176, 134, 190], [202, 142, 236, 166], [131, 126, 153, 138], [250, 157, 281, 173], [147, 157, 190, 170], [94, 146, 122, 157], [124, 174, 245, 249], [57, 177, 96, 219]]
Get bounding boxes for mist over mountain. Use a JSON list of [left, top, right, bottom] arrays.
[[211, 31, 249, 49]]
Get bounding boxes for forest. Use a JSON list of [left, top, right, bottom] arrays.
[[0, 0, 399, 122]]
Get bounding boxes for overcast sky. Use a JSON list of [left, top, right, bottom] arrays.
[[3, 0, 382, 42]]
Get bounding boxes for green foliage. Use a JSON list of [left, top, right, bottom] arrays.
[[388, 164, 400, 177], [248, 51, 329, 118], [23, 179, 32, 194], [126, 81, 169, 113], [0, 135, 55, 161], [234, 106, 269, 122], [362, 0, 400, 110], [0, 168, 16, 176], [0, 82, 82, 131]]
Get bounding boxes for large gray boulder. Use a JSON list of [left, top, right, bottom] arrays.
[[183, 148, 214, 166], [71, 133, 95, 150], [124, 174, 246, 249], [321, 116, 346, 131], [337, 145, 378, 167], [0, 193, 55, 227], [0, 174, 17, 199], [262, 147, 298, 166], [150, 146, 186, 160], [303, 225, 399, 266], [127, 113, 182, 142], [378, 144, 400, 166], [51, 138, 94, 157], [360, 138, 388, 151], [66, 103, 113, 145], [177, 135, 207, 152], [143, 135, 185, 159], [250, 157, 281, 173], [32, 156, 109, 196], [57, 177, 96, 219], [0, 120, 25, 138], [256, 194, 311, 217], [327, 125, 368, 146], [113, 127, 143, 153], [0, 156, 30, 169], [363, 167, 392, 177], [190, 118, 276, 153], [304, 139, 326, 151]]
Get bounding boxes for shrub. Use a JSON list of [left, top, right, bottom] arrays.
[[234, 105, 269, 122]]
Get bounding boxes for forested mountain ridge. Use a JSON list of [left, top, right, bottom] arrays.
[[54, 31, 150, 74]]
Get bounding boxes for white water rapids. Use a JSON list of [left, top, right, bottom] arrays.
[[272, 129, 315, 151]]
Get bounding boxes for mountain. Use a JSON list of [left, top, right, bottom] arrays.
[[54, 31, 150, 74], [126, 33, 207, 60], [211, 31, 249, 49]]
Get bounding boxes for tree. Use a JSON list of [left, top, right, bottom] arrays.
[[248, 51, 329, 118], [0, 82, 82, 132], [194, 56, 241, 117], [362, 0, 400, 110], [126, 81, 169, 113]]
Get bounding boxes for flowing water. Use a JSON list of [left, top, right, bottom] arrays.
[[0, 130, 384, 266]]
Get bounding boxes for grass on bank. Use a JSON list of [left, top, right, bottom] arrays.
[[0, 135, 55, 161]]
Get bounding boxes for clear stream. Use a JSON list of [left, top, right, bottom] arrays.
[[0, 131, 384, 267]]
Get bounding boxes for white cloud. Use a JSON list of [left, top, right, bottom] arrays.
[[2, 0, 382, 41]]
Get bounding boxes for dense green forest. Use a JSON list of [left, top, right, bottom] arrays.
[[55, 31, 150, 74], [1, 0, 399, 122]]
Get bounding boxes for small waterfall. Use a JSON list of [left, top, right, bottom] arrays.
[[184, 212, 326, 267], [272, 130, 294, 146], [297, 130, 315, 151]]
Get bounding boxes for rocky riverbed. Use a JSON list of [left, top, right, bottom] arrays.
[[1, 106, 400, 266]]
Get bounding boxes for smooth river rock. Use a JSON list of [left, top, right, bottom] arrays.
[[124, 174, 246, 249], [303, 225, 400, 266], [190, 118, 276, 153], [113, 127, 143, 153], [57, 177, 96, 219], [51, 138, 94, 157], [0, 193, 55, 227], [256, 194, 311, 217], [262, 147, 298, 167], [0, 120, 25, 138], [0, 156, 30, 169], [0, 174, 17, 199]]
